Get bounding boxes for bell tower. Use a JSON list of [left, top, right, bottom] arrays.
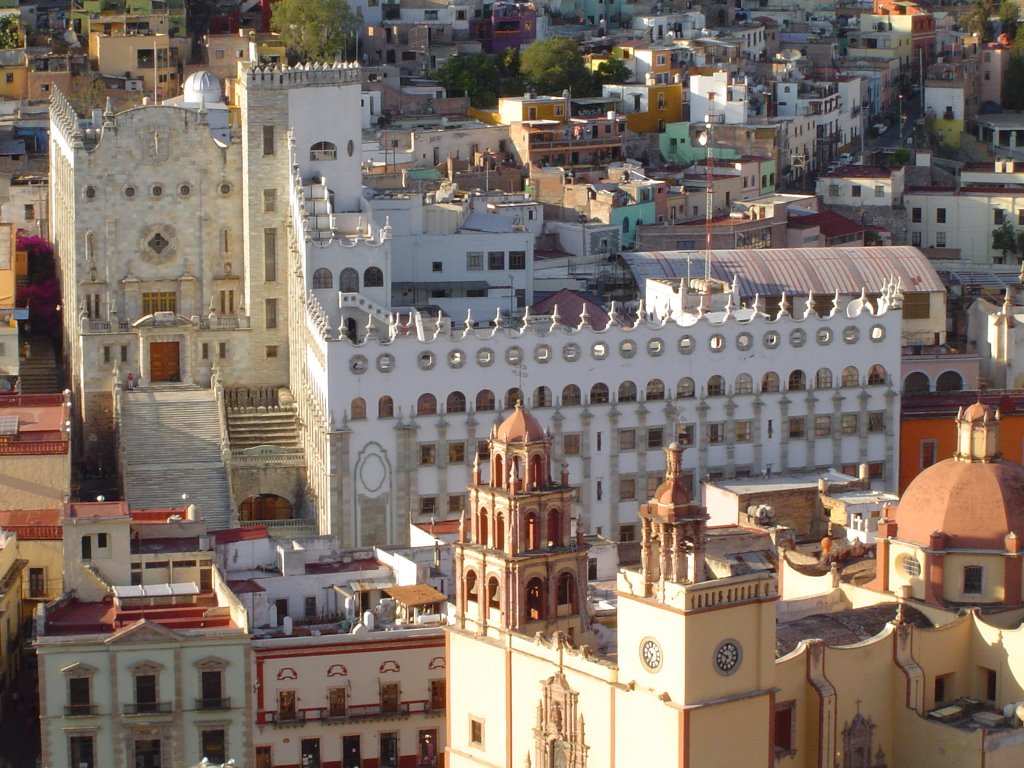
[[454, 403, 591, 642]]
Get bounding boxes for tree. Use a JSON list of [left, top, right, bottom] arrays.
[[271, 0, 359, 62], [1003, 52, 1024, 109], [0, 15, 19, 49], [993, 221, 1020, 262], [67, 75, 107, 115], [520, 38, 594, 96], [434, 53, 503, 108], [1000, 0, 1020, 38], [964, 0, 997, 42], [593, 56, 631, 87]]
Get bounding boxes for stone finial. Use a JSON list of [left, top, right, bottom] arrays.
[[776, 292, 790, 320], [521, 305, 531, 331], [804, 290, 815, 319], [578, 302, 591, 330], [608, 300, 619, 324]]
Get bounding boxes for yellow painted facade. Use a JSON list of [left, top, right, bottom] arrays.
[[496, 95, 569, 125]]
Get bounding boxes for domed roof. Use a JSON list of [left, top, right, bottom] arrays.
[[495, 402, 547, 444], [895, 457, 1024, 548], [183, 71, 223, 104]]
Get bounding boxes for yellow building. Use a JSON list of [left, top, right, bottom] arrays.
[[0, 528, 26, 706], [0, 509, 63, 616], [602, 81, 684, 133], [0, 50, 28, 100], [447, 404, 1024, 768], [496, 94, 570, 125], [88, 16, 188, 101]]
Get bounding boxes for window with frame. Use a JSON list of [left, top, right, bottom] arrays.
[[328, 687, 347, 718], [263, 189, 276, 212], [707, 422, 724, 444], [934, 673, 953, 705], [963, 565, 983, 595], [841, 413, 858, 434], [29, 567, 44, 598], [419, 443, 437, 465], [875, 185, 885, 198], [735, 420, 752, 442], [619, 475, 636, 500], [828, 183, 839, 197], [646, 474, 661, 499], [563, 433, 581, 455], [142, 292, 176, 314], [509, 251, 526, 270], [936, 232, 947, 247], [466, 251, 483, 270], [448, 494, 463, 514], [262, 125, 275, 156], [647, 427, 664, 449], [201, 729, 226, 764], [912, 207, 922, 223], [419, 496, 437, 516], [774, 701, 796, 755], [788, 417, 805, 439], [265, 298, 278, 330], [921, 439, 937, 469], [470, 718, 484, 747], [618, 523, 636, 542], [936, 208, 946, 223], [70, 735, 95, 768], [199, 669, 224, 709], [678, 424, 695, 446], [868, 412, 885, 433], [488, 251, 504, 270], [852, 185, 861, 198], [448, 441, 466, 463], [815, 415, 832, 437], [68, 676, 92, 712], [381, 683, 401, 714], [618, 429, 636, 451], [911, 231, 922, 246]]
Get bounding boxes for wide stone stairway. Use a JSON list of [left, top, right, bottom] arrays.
[[121, 386, 232, 530], [18, 333, 61, 393]]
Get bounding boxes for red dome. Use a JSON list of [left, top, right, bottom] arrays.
[[895, 457, 1024, 548], [495, 402, 546, 444]]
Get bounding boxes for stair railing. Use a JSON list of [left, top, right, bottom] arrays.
[[210, 365, 238, 524], [112, 363, 127, 500]]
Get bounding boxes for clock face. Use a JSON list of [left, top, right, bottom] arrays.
[[640, 638, 663, 672], [714, 640, 742, 675]]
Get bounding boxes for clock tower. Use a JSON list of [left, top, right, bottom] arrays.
[[454, 403, 592, 643]]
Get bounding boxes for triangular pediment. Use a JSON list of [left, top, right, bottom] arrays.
[[104, 619, 183, 645]]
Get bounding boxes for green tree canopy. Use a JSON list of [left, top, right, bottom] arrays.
[[1003, 52, 1024, 108], [964, 0, 997, 41], [433, 53, 503, 108], [520, 37, 594, 96], [1001, 0, 1021, 38], [271, 0, 359, 62], [0, 16, 19, 50], [993, 221, 1020, 261], [594, 56, 631, 87]]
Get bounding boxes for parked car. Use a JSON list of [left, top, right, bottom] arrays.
[[839, 152, 854, 164], [873, 123, 888, 134]]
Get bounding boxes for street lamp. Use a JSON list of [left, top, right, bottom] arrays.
[[898, 94, 904, 140]]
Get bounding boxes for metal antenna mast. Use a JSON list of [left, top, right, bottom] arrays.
[[701, 92, 717, 282]]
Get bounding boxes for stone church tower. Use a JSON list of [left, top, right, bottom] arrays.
[[454, 403, 592, 642]]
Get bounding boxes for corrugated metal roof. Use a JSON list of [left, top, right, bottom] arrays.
[[625, 246, 945, 295]]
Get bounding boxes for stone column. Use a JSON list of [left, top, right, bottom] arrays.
[[804, 390, 817, 472], [724, 395, 737, 479], [832, 390, 844, 469], [778, 394, 791, 472], [579, 408, 593, 532], [607, 405, 621, 537], [752, 396, 764, 474]]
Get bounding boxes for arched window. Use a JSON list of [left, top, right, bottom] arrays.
[[707, 375, 725, 396], [547, 508, 562, 547], [505, 387, 522, 409], [340, 268, 359, 292], [562, 384, 581, 406], [447, 391, 466, 414], [533, 386, 551, 408], [525, 577, 546, 621], [476, 390, 495, 411], [841, 366, 859, 387], [487, 576, 500, 609], [378, 396, 394, 419], [590, 383, 609, 404], [646, 379, 665, 401], [530, 454, 544, 489], [788, 370, 806, 391], [312, 267, 332, 288], [622, 218, 630, 232], [417, 393, 437, 416], [526, 512, 541, 550], [815, 368, 833, 390], [936, 370, 964, 392], [735, 373, 753, 395], [904, 372, 930, 394], [350, 397, 366, 420], [618, 381, 637, 402], [465, 571, 478, 604], [868, 364, 887, 386], [493, 455, 504, 488], [495, 511, 505, 550], [677, 377, 695, 398], [556, 572, 578, 612], [364, 267, 383, 287], [762, 372, 780, 393], [310, 141, 338, 161]]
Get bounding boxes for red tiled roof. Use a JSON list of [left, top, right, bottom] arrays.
[[789, 209, 864, 238], [530, 288, 610, 330], [0, 508, 62, 539], [227, 579, 267, 594]]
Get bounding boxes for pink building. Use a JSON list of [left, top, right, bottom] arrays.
[[980, 42, 1010, 105]]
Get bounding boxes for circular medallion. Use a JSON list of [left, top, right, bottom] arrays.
[[640, 637, 663, 672], [714, 639, 742, 675]]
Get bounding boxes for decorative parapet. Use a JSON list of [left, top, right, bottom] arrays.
[[49, 87, 81, 147], [244, 61, 361, 90]]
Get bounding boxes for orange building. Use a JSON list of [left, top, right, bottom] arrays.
[[899, 391, 1024, 493]]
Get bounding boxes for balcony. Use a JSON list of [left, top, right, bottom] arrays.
[[259, 700, 440, 726], [195, 697, 231, 711], [123, 701, 173, 715], [64, 704, 98, 717]]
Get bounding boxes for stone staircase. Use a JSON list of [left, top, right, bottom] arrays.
[[18, 334, 61, 394], [225, 387, 301, 451], [121, 386, 233, 530]]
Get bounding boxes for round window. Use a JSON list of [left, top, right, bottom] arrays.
[[901, 557, 921, 577], [152, 185, 163, 197], [592, 342, 608, 360], [817, 328, 832, 346], [844, 326, 860, 344], [709, 334, 725, 352], [417, 352, 435, 371], [476, 348, 494, 367], [563, 343, 580, 362], [349, 355, 368, 374], [179, 184, 191, 197], [447, 349, 464, 369], [736, 332, 753, 351], [124, 186, 136, 198], [871, 324, 886, 342], [534, 344, 551, 363], [647, 338, 664, 357], [84, 186, 96, 200], [506, 346, 523, 365], [678, 335, 695, 355], [219, 183, 231, 195], [620, 340, 637, 358], [347, 139, 355, 157], [376, 353, 394, 372], [789, 329, 806, 347], [764, 331, 780, 349]]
